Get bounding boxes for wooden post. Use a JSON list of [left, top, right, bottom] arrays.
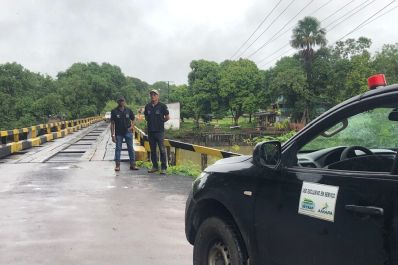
[[201, 154, 208, 171]]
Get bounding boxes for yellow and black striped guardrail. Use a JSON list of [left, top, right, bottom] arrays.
[[134, 126, 241, 169], [0, 116, 103, 159]]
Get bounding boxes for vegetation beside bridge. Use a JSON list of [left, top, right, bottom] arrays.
[[2, 17, 398, 134]]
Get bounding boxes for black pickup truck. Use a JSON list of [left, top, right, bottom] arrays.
[[185, 75, 398, 265]]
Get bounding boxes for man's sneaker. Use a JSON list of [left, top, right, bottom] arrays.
[[160, 169, 166, 175], [148, 168, 158, 173]]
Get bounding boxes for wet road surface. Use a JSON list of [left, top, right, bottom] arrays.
[[0, 123, 193, 265]]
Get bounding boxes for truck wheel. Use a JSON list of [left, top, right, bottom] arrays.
[[193, 216, 247, 265]]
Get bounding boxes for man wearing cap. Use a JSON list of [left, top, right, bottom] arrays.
[[111, 96, 139, 171], [144, 89, 170, 174]]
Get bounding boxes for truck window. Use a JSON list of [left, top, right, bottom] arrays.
[[301, 108, 398, 152]]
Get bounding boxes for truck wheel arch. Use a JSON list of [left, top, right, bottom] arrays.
[[189, 198, 248, 258]]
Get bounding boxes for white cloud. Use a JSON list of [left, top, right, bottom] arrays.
[[0, 0, 397, 84]]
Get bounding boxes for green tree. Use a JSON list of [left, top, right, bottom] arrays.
[[373, 43, 398, 84], [188, 60, 220, 128], [169, 84, 193, 122], [118, 78, 149, 111], [291, 16, 327, 123], [264, 56, 308, 121], [0, 63, 63, 129], [329, 38, 374, 101], [57, 62, 127, 118], [101, 100, 118, 114], [333, 37, 372, 59], [219, 59, 262, 125]]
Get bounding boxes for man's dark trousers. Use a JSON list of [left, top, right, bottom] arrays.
[[148, 132, 167, 170]]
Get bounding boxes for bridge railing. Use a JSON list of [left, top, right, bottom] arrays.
[[134, 126, 241, 170], [0, 116, 103, 158]]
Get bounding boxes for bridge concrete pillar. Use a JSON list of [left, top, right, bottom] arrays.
[[13, 129, 19, 142]]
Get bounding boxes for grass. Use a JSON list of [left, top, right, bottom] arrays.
[[136, 160, 201, 179]]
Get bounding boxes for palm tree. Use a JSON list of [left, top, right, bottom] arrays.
[[291, 16, 326, 123]]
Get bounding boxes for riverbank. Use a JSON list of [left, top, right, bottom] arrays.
[[135, 118, 295, 178], [136, 117, 290, 146]]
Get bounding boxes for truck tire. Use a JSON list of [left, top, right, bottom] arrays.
[[193, 216, 247, 265]]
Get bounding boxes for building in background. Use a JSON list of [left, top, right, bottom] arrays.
[[165, 102, 180, 130]]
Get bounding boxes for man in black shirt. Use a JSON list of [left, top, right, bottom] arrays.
[[111, 96, 139, 171], [144, 89, 170, 174]]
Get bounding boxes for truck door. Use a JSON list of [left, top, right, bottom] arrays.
[[254, 103, 398, 265]]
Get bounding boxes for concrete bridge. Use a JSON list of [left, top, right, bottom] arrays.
[[0, 118, 239, 265]]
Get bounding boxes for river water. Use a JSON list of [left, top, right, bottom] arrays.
[[178, 145, 254, 167]]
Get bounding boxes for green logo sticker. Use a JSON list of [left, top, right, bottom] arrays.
[[301, 198, 315, 211]]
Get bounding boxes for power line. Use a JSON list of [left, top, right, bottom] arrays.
[[335, 0, 396, 42], [257, 45, 292, 64], [250, 0, 334, 63], [357, 4, 398, 30], [259, 0, 398, 68], [326, 0, 376, 31], [230, 0, 282, 59], [320, 0, 356, 23], [246, 0, 315, 59], [257, 44, 291, 64], [260, 48, 295, 67], [310, 0, 335, 15], [256, 0, 377, 65], [235, 0, 297, 58]]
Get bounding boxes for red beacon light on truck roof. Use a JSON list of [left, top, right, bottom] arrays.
[[367, 74, 387, 90]]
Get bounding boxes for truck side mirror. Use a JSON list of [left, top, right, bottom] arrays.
[[253, 141, 282, 169]]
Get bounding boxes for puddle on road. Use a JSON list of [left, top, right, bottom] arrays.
[[52, 164, 80, 170], [53, 165, 72, 170]]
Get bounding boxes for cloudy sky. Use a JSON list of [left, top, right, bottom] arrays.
[[1, 0, 397, 84]]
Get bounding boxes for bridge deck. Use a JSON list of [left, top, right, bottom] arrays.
[[1, 122, 146, 164], [0, 122, 192, 265]]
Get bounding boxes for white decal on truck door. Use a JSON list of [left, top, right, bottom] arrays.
[[298, 182, 339, 222]]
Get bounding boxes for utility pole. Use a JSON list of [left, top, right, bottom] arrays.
[[163, 81, 174, 103]]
